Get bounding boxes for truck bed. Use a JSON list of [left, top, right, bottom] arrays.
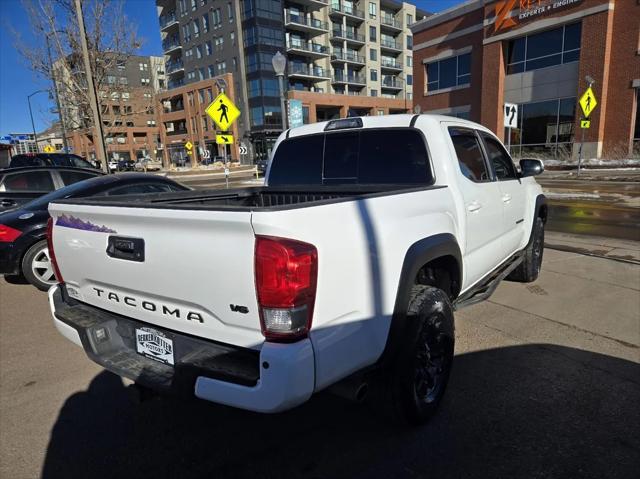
[[54, 185, 437, 211]]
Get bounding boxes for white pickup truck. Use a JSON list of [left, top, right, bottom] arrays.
[[47, 115, 546, 424]]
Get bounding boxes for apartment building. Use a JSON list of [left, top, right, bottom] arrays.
[[156, 0, 424, 161], [156, 73, 240, 166], [411, 0, 640, 160], [57, 54, 166, 164]]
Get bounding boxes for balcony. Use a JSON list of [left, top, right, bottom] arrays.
[[332, 72, 366, 85], [329, 5, 365, 22], [167, 78, 184, 90], [284, 12, 329, 36], [331, 51, 365, 65], [381, 75, 404, 90], [331, 28, 365, 45], [290, 0, 328, 9], [380, 58, 403, 71], [380, 15, 402, 32], [288, 64, 330, 80], [162, 37, 182, 54], [286, 40, 330, 59], [159, 12, 178, 30], [166, 59, 184, 75], [380, 39, 402, 53]]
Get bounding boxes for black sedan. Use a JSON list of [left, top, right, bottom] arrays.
[[0, 173, 188, 291]]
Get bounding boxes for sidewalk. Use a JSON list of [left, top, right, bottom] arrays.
[[545, 231, 640, 264], [540, 168, 640, 182]]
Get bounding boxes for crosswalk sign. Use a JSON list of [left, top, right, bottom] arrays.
[[185, 141, 193, 151], [580, 119, 591, 129], [216, 134, 234, 145], [206, 92, 240, 131], [43, 145, 55, 153], [579, 87, 597, 118]]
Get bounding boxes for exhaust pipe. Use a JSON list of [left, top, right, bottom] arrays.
[[328, 375, 369, 403]]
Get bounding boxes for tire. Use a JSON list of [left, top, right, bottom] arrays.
[[377, 285, 455, 425], [21, 240, 57, 291], [507, 217, 545, 283]]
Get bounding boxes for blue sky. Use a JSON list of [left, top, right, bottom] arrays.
[[0, 0, 463, 137]]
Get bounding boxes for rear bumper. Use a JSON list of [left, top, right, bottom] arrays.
[[48, 285, 315, 413]]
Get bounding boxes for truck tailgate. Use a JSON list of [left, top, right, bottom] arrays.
[[48, 203, 263, 349]]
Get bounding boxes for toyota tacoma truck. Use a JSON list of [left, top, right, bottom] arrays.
[[47, 115, 546, 424]]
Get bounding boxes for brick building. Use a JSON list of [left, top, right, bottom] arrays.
[[411, 0, 640, 160], [156, 73, 240, 167]]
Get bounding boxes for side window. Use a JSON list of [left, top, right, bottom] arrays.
[[59, 171, 96, 186], [50, 155, 73, 167], [1, 171, 55, 191], [482, 134, 518, 180], [69, 155, 92, 168], [448, 128, 490, 182]]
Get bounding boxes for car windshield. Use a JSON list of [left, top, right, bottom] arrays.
[[22, 177, 102, 211]]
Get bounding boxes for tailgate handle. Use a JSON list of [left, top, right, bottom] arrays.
[[107, 236, 145, 262]]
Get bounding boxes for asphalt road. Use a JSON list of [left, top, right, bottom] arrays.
[[1, 249, 638, 479]]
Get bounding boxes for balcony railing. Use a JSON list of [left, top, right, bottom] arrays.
[[332, 72, 366, 84], [332, 28, 365, 42], [166, 59, 184, 74], [381, 15, 402, 29], [331, 51, 365, 63], [285, 13, 329, 31], [286, 40, 329, 55], [380, 39, 401, 50], [162, 37, 182, 52], [159, 12, 177, 29], [381, 76, 404, 88], [380, 59, 403, 69], [330, 5, 364, 18], [288, 64, 328, 77]]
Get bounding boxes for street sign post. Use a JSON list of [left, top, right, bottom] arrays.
[[577, 85, 598, 176], [504, 103, 518, 154]]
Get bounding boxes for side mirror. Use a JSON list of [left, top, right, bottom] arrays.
[[519, 158, 544, 177]]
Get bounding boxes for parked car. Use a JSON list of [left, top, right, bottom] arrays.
[[46, 114, 546, 424], [134, 158, 162, 171], [0, 166, 103, 213], [0, 173, 189, 291], [9, 153, 98, 170], [117, 158, 135, 172], [108, 159, 118, 173]]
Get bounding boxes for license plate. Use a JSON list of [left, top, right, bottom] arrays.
[[135, 327, 174, 366]]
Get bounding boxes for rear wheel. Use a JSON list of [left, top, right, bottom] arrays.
[[508, 217, 544, 283], [22, 240, 57, 291], [378, 285, 455, 425]]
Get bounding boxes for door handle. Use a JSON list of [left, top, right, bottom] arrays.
[[467, 201, 482, 212], [502, 194, 512, 203]]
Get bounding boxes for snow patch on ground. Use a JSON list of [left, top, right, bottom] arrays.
[[543, 158, 640, 167], [544, 192, 602, 200]]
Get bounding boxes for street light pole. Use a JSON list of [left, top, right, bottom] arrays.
[[28, 90, 48, 152], [272, 51, 288, 131]]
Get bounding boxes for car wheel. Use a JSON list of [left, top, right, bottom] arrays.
[[376, 285, 455, 425], [507, 217, 545, 283], [21, 240, 57, 291]]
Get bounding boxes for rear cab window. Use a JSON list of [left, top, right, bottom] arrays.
[[268, 128, 433, 186], [0, 171, 55, 192]]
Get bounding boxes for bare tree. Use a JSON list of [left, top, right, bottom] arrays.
[[14, 0, 153, 160]]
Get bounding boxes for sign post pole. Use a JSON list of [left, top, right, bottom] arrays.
[[577, 121, 586, 177], [577, 79, 597, 177]]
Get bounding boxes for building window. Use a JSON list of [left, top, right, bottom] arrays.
[[369, 26, 376, 42], [406, 13, 413, 26], [228, 2, 234, 21], [122, 92, 130, 101], [507, 97, 577, 161], [196, 44, 203, 59], [198, 89, 205, 104], [140, 78, 150, 85], [107, 75, 116, 84], [202, 13, 210, 32], [198, 68, 205, 80], [193, 18, 200, 38], [370, 89, 377, 97], [233, 57, 237, 71], [368, 2, 376, 18], [406, 35, 412, 49], [117, 60, 125, 70], [202, 115, 208, 131], [119, 76, 128, 85], [208, 65, 215, 77], [182, 24, 191, 42], [370, 69, 377, 81], [426, 52, 471, 92], [407, 55, 412, 67], [205, 41, 212, 55], [231, 31, 235, 45], [370, 48, 377, 61], [406, 92, 413, 101], [213, 8, 221, 26], [507, 22, 581, 74], [406, 74, 413, 86]]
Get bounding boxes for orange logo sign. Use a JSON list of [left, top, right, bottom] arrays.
[[494, 0, 518, 32]]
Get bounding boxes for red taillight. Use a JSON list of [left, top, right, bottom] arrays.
[[0, 224, 22, 242], [46, 217, 64, 284], [255, 235, 318, 342]]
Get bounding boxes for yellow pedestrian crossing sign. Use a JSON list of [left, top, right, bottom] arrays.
[[216, 134, 234, 145], [206, 92, 240, 131], [43, 145, 55, 153], [579, 87, 597, 118], [580, 119, 591, 129], [185, 141, 193, 151]]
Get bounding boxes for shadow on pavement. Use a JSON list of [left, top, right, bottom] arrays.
[[40, 344, 640, 479], [2, 274, 30, 286]]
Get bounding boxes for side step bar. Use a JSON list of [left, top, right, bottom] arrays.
[[453, 253, 523, 310]]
